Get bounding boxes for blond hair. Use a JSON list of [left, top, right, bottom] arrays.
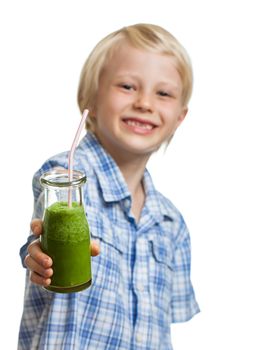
[[77, 23, 193, 131]]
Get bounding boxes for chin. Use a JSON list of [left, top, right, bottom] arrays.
[[124, 142, 159, 156]]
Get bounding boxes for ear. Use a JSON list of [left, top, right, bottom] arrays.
[[176, 107, 188, 127], [89, 106, 97, 119]]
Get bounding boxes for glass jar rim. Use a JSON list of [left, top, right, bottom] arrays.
[[40, 169, 87, 188]]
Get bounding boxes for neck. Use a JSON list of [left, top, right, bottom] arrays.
[[94, 131, 150, 195], [95, 133, 150, 221], [102, 151, 149, 223], [117, 156, 148, 222], [113, 150, 149, 196]]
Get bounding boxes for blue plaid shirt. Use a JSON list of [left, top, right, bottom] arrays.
[[18, 132, 199, 350]]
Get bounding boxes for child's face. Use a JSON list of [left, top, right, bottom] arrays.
[[93, 42, 187, 160]]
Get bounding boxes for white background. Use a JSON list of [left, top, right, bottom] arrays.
[[1, 0, 258, 349]]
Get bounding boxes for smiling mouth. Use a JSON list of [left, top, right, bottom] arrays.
[[122, 118, 157, 131]]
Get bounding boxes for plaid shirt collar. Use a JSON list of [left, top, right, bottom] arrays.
[[79, 132, 175, 223]]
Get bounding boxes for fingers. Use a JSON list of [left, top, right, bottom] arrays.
[[25, 255, 53, 286], [25, 239, 53, 287], [25, 236, 100, 287], [30, 219, 43, 236], [27, 267, 52, 287], [27, 239, 52, 268], [91, 240, 100, 256]]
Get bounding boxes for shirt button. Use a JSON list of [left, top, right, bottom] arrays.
[[124, 199, 131, 208], [137, 284, 145, 292], [136, 334, 142, 343]]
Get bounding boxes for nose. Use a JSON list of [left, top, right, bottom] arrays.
[[133, 91, 153, 112]]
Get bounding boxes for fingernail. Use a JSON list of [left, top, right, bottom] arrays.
[[34, 225, 41, 234], [43, 258, 51, 267]]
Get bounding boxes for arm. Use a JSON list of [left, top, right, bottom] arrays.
[[171, 221, 200, 323], [19, 182, 45, 268]]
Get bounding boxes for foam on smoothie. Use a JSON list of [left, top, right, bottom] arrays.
[[43, 201, 89, 242]]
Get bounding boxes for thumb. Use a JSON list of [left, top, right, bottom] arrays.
[[30, 219, 43, 236]]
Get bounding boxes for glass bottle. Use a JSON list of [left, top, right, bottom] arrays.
[[40, 169, 92, 293]]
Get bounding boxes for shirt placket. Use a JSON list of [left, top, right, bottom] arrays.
[[132, 233, 151, 348]]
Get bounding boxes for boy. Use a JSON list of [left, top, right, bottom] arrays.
[[18, 23, 199, 349]]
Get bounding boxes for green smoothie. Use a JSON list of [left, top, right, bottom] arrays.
[[41, 201, 92, 293]]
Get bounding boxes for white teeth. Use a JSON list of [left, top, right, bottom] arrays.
[[125, 120, 153, 130]]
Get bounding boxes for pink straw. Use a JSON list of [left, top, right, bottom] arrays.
[[68, 109, 88, 207]]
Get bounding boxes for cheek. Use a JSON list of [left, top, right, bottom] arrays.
[[110, 93, 131, 109], [162, 113, 183, 137], [100, 93, 123, 113], [164, 103, 186, 126]]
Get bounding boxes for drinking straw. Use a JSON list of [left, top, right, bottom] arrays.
[[68, 109, 88, 207]]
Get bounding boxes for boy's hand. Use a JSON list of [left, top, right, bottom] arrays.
[[24, 219, 100, 287]]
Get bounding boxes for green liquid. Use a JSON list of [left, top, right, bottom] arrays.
[[41, 201, 91, 293]]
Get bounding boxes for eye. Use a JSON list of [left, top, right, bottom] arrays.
[[120, 83, 134, 91], [157, 90, 171, 97]]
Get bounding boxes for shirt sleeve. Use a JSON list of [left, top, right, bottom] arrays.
[[170, 226, 200, 323], [19, 171, 46, 268], [19, 151, 70, 268]]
